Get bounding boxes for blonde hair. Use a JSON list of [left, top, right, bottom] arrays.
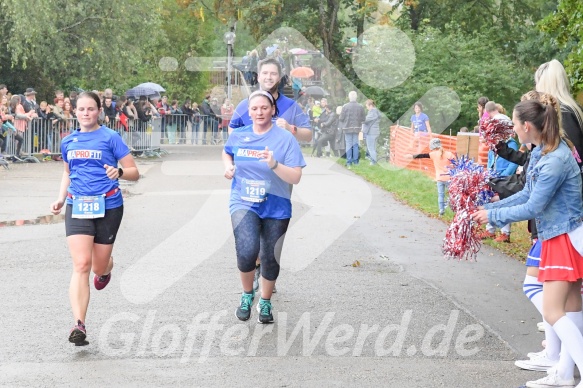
[[535, 59, 583, 133]]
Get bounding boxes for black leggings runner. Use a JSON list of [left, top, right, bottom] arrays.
[[231, 209, 290, 281]]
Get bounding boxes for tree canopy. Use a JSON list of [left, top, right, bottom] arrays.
[[0, 0, 579, 119], [0, 0, 164, 94], [539, 0, 583, 94]]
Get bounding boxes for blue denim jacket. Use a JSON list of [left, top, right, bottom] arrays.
[[485, 141, 582, 241]]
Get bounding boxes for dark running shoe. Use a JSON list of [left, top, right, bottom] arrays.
[[235, 291, 255, 321], [69, 320, 87, 345], [256, 298, 274, 324], [94, 272, 111, 290]]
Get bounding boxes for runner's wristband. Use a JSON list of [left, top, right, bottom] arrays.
[[291, 125, 297, 135], [270, 160, 279, 170], [118, 168, 124, 178]]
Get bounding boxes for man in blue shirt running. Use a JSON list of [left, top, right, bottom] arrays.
[[229, 58, 312, 143]]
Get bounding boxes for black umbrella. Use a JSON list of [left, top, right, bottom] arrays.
[[304, 85, 329, 96]]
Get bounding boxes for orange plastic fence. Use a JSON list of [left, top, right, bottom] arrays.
[[389, 125, 488, 179]]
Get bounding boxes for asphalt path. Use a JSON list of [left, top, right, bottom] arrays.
[[0, 146, 551, 387]]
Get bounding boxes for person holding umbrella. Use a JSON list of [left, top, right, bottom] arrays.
[[291, 76, 302, 101]]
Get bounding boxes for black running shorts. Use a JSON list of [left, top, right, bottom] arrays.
[[65, 205, 124, 244]]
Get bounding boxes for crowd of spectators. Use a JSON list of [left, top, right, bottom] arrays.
[[0, 84, 239, 159]]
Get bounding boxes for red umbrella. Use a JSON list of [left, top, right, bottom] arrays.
[[290, 66, 314, 78]]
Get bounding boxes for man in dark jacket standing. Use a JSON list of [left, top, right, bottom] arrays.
[[315, 102, 339, 157], [339, 91, 365, 168], [200, 95, 215, 145]]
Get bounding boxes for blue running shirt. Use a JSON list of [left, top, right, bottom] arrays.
[[61, 126, 130, 209], [229, 93, 311, 131], [224, 124, 306, 219], [411, 113, 430, 133]]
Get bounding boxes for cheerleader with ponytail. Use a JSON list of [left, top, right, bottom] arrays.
[[472, 93, 583, 388]]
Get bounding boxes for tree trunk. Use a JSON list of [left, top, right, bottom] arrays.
[[355, 1, 364, 46], [409, 3, 421, 31], [319, 0, 341, 101]]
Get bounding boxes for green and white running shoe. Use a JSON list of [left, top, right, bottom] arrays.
[[236, 291, 254, 321], [256, 298, 274, 324]]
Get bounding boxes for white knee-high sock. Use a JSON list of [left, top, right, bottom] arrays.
[[556, 312, 583, 380], [552, 315, 583, 375], [544, 321, 561, 361], [523, 275, 543, 314]]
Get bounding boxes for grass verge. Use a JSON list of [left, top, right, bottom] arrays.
[[347, 160, 530, 261]]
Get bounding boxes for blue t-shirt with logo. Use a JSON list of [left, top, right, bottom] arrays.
[[61, 126, 130, 209], [224, 124, 306, 219], [229, 93, 311, 131], [411, 112, 430, 133]]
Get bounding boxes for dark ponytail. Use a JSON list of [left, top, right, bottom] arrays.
[[522, 90, 574, 151]]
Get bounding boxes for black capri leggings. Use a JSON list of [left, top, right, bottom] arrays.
[[231, 209, 290, 281]]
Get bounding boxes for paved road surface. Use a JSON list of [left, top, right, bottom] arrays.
[[0, 146, 549, 387]]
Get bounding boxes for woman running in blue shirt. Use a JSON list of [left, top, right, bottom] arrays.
[[223, 90, 306, 323], [50, 92, 140, 345]]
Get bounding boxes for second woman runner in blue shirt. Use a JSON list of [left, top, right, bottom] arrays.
[[223, 90, 306, 323]]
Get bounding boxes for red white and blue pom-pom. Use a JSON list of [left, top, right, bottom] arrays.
[[442, 155, 495, 261], [480, 118, 515, 152]]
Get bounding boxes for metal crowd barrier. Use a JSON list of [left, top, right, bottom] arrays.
[[0, 113, 231, 162], [157, 114, 230, 145], [1, 117, 165, 160]]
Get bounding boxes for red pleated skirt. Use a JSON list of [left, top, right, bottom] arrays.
[[538, 233, 583, 282]]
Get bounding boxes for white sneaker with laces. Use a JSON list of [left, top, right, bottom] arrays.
[[528, 349, 547, 359], [515, 352, 558, 372], [525, 369, 575, 387]]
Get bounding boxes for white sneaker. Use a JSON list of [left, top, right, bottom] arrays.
[[525, 369, 575, 387], [528, 349, 547, 359], [515, 352, 558, 372], [538, 321, 546, 332]]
